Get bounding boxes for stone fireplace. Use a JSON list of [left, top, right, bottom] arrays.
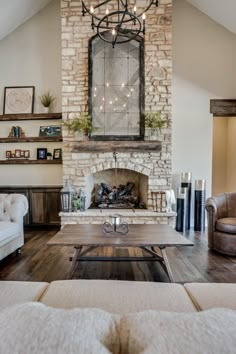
[[61, 0, 174, 226]]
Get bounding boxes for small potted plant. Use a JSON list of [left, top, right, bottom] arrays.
[[39, 91, 55, 113], [144, 112, 167, 140], [46, 152, 52, 160], [63, 112, 93, 140]]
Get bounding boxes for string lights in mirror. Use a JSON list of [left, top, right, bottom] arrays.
[[81, 0, 159, 47]]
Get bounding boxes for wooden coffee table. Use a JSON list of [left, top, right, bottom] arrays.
[[47, 224, 193, 282]]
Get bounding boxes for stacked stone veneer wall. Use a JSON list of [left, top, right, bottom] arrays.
[[61, 0, 172, 222]]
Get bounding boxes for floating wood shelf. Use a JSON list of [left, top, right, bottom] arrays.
[[72, 140, 162, 152], [0, 159, 62, 165], [0, 113, 62, 121], [0, 136, 62, 143]]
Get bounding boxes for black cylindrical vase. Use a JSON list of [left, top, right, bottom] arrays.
[[194, 179, 206, 232], [176, 187, 188, 232], [181, 172, 192, 230]]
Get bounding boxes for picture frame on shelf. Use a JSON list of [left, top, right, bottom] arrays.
[[20, 150, 25, 158], [39, 125, 62, 137], [6, 151, 11, 159], [53, 148, 62, 160], [24, 150, 30, 159], [3, 86, 35, 114], [15, 149, 21, 158], [37, 148, 47, 160]]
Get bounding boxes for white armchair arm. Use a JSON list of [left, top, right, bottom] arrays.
[[0, 194, 28, 224]]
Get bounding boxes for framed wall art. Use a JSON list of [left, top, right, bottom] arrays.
[[53, 148, 62, 160], [3, 86, 35, 114], [37, 148, 47, 160], [39, 125, 62, 137]]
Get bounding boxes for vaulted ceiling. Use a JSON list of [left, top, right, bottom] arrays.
[[186, 0, 236, 35], [0, 0, 53, 41], [0, 0, 236, 41]]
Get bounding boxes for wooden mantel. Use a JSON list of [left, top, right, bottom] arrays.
[[72, 140, 162, 153], [210, 99, 236, 116]]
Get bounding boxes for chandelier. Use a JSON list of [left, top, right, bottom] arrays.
[[81, 0, 159, 47]]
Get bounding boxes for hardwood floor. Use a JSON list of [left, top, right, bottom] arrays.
[[0, 226, 235, 283]]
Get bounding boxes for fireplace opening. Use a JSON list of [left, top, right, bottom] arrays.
[[87, 168, 148, 209]]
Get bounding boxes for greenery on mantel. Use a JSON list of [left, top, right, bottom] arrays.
[[63, 112, 93, 135], [144, 112, 167, 133]]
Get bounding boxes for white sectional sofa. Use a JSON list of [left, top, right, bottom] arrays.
[[0, 280, 236, 353], [0, 194, 28, 261]]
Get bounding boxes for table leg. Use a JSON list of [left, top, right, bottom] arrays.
[[69, 246, 82, 279], [160, 247, 175, 283]]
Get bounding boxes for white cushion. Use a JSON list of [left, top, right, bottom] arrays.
[[0, 281, 49, 309], [41, 279, 196, 313], [184, 283, 236, 311], [0, 303, 119, 354], [120, 308, 236, 354], [0, 222, 20, 246]]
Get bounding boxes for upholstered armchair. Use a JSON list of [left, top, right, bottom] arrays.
[[0, 194, 28, 261], [205, 192, 236, 256]]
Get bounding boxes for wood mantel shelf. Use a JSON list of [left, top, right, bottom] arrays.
[[72, 141, 161, 152]]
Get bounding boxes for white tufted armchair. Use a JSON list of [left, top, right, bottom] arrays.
[[0, 194, 28, 261]]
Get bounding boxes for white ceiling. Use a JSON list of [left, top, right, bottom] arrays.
[[0, 0, 236, 41], [0, 0, 53, 41], [186, 0, 236, 34]]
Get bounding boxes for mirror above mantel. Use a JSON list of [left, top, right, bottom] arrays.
[[88, 31, 144, 141]]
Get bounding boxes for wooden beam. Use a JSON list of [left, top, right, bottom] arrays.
[[72, 141, 162, 152], [210, 99, 236, 116]]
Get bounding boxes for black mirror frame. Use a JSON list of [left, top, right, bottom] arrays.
[[88, 32, 145, 141]]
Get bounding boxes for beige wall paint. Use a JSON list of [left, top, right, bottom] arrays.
[[212, 117, 227, 195], [0, 0, 62, 186], [212, 116, 236, 194], [226, 117, 236, 192]]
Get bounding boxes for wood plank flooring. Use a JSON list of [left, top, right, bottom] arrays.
[[0, 227, 235, 283]]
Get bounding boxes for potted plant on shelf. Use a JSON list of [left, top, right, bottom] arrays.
[[63, 112, 93, 140], [39, 91, 55, 113], [144, 112, 167, 140], [46, 152, 52, 160]]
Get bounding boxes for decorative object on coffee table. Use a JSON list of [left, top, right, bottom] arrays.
[[103, 214, 129, 235], [3, 86, 35, 114]]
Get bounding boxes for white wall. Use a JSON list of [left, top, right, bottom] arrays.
[[0, 0, 62, 186], [172, 0, 236, 200]]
